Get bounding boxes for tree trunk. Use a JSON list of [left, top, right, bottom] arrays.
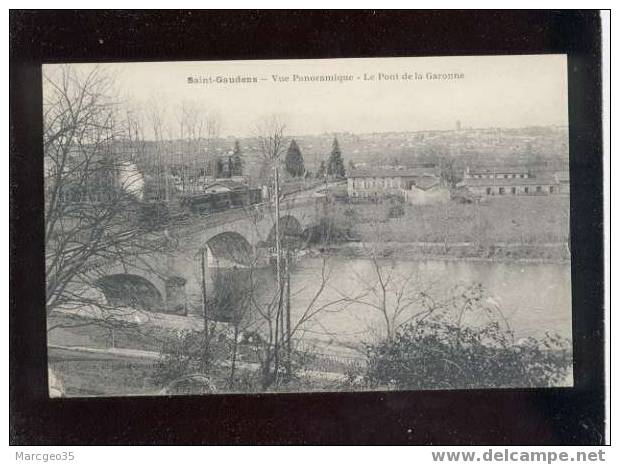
[[272, 161, 284, 386], [443, 200, 449, 254], [285, 252, 292, 377], [200, 248, 211, 374], [229, 323, 239, 389]]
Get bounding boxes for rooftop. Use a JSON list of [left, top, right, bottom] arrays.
[[412, 176, 441, 190], [349, 167, 437, 178], [467, 166, 530, 175]]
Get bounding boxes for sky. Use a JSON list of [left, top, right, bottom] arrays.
[[44, 55, 568, 138]]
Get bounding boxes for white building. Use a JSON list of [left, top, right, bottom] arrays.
[[459, 166, 569, 196], [402, 177, 450, 205], [347, 167, 438, 201]]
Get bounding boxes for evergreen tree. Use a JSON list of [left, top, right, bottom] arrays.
[[231, 140, 244, 176], [223, 157, 232, 178], [284, 139, 305, 177], [206, 158, 215, 177], [327, 137, 346, 178], [316, 160, 326, 179], [215, 158, 224, 178]]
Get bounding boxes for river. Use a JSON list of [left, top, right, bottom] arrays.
[[267, 257, 573, 356]]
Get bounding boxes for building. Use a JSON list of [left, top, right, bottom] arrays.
[[463, 166, 532, 180], [208, 153, 243, 179], [459, 166, 570, 196], [347, 167, 439, 201], [402, 176, 450, 205], [554, 171, 571, 195]]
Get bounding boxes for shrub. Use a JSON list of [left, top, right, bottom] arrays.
[[362, 317, 571, 390], [387, 204, 405, 219], [153, 329, 205, 387], [343, 206, 360, 222], [359, 284, 572, 390], [306, 215, 354, 245]]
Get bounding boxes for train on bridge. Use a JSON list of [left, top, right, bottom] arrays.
[[179, 186, 263, 214], [137, 182, 264, 226]]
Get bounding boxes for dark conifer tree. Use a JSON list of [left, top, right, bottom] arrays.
[[206, 158, 215, 177], [327, 137, 346, 178], [284, 139, 305, 177], [231, 140, 244, 176], [316, 160, 326, 179], [216, 158, 224, 178], [223, 157, 232, 178]]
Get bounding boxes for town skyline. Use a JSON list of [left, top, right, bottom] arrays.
[[124, 122, 570, 142]]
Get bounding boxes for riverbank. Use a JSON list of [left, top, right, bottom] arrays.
[[310, 241, 570, 264]]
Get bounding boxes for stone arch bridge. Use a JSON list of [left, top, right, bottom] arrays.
[[85, 198, 326, 315]]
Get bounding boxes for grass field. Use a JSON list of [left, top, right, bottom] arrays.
[[346, 195, 570, 245], [49, 358, 159, 397]]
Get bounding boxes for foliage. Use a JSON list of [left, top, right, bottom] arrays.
[[284, 139, 305, 177], [327, 137, 346, 178], [342, 206, 360, 223], [153, 329, 206, 386], [387, 198, 405, 219], [439, 156, 463, 188], [306, 213, 355, 246], [360, 285, 572, 390], [209, 268, 252, 323], [316, 160, 326, 179], [231, 140, 244, 176]]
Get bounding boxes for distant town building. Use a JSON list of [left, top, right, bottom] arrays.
[[463, 166, 531, 180], [459, 166, 570, 196], [347, 167, 440, 201]]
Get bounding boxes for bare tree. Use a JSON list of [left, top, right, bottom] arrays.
[[146, 95, 172, 203], [175, 100, 220, 192], [254, 115, 288, 379], [225, 194, 345, 390], [244, 254, 342, 390], [44, 65, 163, 332], [327, 215, 446, 343]]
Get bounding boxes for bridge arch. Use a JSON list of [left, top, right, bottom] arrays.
[[266, 215, 308, 249], [202, 231, 253, 267], [95, 273, 164, 311]]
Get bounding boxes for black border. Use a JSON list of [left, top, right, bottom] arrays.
[[9, 10, 605, 445]]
